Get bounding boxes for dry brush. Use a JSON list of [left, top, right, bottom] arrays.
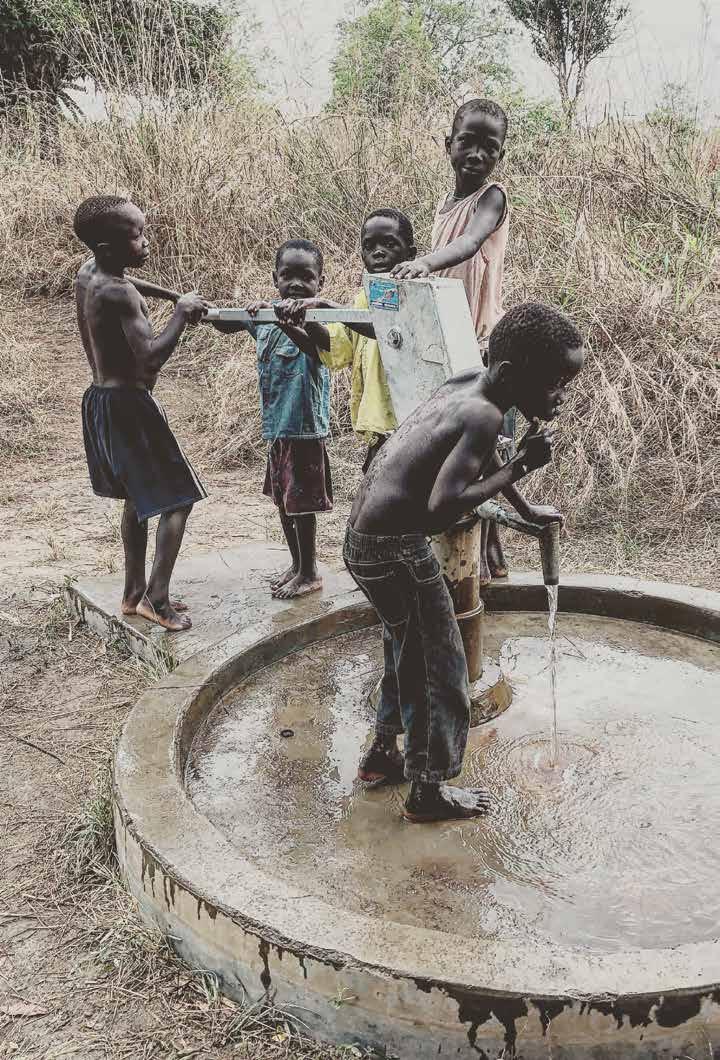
[[1, 99, 718, 538]]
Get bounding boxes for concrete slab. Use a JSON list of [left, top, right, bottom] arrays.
[[113, 575, 720, 1058], [69, 546, 720, 674], [65, 542, 357, 668]]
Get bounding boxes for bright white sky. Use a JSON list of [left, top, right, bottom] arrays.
[[247, 0, 720, 120]]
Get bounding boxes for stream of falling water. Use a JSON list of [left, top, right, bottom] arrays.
[[547, 584, 560, 765]]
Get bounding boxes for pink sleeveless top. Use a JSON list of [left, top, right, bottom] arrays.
[[431, 181, 509, 340]]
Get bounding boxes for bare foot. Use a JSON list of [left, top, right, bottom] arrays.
[[135, 596, 192, 632], [122, 597, 188, 615], [403, 781, 491, 823], [270, 566, 298, 591], [487, 524, 508, 579], [120, 584, 146, 615], [358, 740, 405, 788], [272, 573, 323, 600]]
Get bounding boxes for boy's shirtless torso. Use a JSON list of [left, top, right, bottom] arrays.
[[351, 368, 503, 536], [76, 259, 154, 389], [352, 321, 584, 539]]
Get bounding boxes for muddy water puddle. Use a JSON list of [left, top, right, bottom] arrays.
[[186, 613, 720, 952]]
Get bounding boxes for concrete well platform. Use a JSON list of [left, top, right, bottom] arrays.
[[65, 542, 356, 669], [68, 551, 720, 1058]]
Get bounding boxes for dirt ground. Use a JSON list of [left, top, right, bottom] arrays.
[[1, 297, 718, 1060]]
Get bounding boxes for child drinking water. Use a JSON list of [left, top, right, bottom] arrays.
[[276, 209, 416, 472], [344, 303, 584, 822], [392, 98, 512, 583], [213, 240, 332, 599]]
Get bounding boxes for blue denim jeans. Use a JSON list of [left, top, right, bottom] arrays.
[[343, 525, 470, 783]]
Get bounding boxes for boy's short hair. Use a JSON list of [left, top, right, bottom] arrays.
[[73, 195, 131, 250], [362, 208, 414, 247], [451, 98, 508, 140], [488, 302, 583, 369], [275, 238, 324, 274]]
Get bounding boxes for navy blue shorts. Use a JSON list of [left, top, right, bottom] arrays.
[[82, 384, 207, 523]]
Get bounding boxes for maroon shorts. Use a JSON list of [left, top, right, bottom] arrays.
[[263, 438, 333, 516]]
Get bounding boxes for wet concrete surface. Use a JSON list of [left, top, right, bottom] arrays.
[[67, 542, 355, 666], [186, 611, 720, 953]]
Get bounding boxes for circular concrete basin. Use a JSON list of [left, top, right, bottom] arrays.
[[114, 576, 720, 1059]]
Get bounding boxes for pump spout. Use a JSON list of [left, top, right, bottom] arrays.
[[539, 521, 560, 586], [475, 500, 544, 538], [475, 500, 561, 587]]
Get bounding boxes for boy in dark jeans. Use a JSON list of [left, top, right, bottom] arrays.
[[212, 240, 332, 599], [344, 303, 584, 823]]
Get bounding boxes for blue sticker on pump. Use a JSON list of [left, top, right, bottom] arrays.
[[368, 278, 400, 311]]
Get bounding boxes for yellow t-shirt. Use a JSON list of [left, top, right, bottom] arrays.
[[323, 288, 397, 445]]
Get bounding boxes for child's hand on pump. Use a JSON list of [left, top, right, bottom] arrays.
[[511, 421, 564, 528], [274, 296, 333, 327], [390, 258, 431, 280]]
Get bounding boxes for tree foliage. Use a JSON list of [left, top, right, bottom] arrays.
[[504, 0, 629, 116], [330, 0, 512, 114], [0, 0, 247, 120], [0, 1, 82, 112], [71, 0, 251, 100]]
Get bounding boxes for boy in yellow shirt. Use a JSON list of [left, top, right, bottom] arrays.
[[284, 208, 416, 471]]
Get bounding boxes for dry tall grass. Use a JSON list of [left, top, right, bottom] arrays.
[[0, 294, 59, 460], [1, 97, 718, 536]]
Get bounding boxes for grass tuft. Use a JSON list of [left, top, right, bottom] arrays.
[[61, 758, 117, 883]]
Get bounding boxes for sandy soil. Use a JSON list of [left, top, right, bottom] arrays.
[[1, 296, 717, 1059], [0, 298, 362, 1059]]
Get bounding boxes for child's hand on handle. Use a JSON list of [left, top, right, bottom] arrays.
[[390, 258, 432, 280], [246, 300, 273, 317], [524, 504, 564, 529], [274, 297, 321, 326], [176, 291, 210, 325]]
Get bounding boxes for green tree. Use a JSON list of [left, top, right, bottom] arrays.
[[0, 2, 80, 111], [504, 0, 629, 118], [0, 0, 250, 156], [330, 0, 512, 114]]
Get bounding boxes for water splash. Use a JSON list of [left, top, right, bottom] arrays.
[[547, 584, 559, 765]]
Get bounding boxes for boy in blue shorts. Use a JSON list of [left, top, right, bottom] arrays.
[[74, 195, 208, 633], [213, 240, 332, 599]]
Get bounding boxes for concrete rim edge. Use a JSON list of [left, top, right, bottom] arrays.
[[113, 574, 720, 1002]]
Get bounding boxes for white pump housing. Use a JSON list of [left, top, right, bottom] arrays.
[[205, 274, 482, 424], [362, 274, 481, 423]]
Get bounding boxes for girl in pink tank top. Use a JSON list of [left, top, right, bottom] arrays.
[[391, 98, 509, 336], [431, 179, 508, 341], [392, 98, 512, 583]]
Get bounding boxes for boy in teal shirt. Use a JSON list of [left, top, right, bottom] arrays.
[[282, 209, 416, 472], [213, 239, 332, 599]]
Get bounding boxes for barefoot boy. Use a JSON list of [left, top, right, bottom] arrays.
[[344, 303, 584, 823], [275, 208, 416, 472], [212, 240, 332, 599], [74, 195, 208, 632]]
